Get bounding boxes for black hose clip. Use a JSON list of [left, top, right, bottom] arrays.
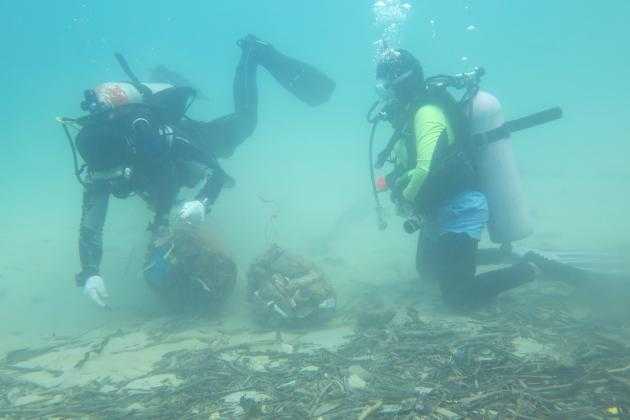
[[367, 100, 389, 124], [403, 216, 422, 234]]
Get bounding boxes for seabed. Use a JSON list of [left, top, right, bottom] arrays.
[[1, 278, 629, 419]]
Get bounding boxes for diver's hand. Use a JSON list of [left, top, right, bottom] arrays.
[[391, 193, 414, 218], [179, 200, 205, 225], [84, 275, 109, 308], [396, 202, 415, 218]]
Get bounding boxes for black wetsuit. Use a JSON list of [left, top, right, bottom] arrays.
[[417, 232, 536, 309], [76, 49, 259, 287]]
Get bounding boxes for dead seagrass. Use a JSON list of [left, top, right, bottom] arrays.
[[247, 244, 337, 326]]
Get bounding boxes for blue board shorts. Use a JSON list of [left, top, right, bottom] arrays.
[[425, 190, 489, 240]]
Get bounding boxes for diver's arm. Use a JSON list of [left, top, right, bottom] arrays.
[[169, 135, 228, 209], [76, 185, 110, 287], [402, 105, 449, 202], [195, 162, 228, 209]]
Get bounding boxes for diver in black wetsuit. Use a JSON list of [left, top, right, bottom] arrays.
[[71, 35, 335, 308]]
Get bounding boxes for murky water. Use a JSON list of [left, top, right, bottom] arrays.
[[1, 1, 629, 418]]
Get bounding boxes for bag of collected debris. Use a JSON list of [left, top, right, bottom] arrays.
[[247, 244, 336, 325], [144, 224, 237, 312]]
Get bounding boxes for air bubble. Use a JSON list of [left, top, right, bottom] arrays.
[[372, 0, 413, 61]]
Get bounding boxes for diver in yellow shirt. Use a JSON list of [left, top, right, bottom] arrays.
[[373, 49, 537, 309]]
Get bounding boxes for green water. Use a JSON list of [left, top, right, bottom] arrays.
[[1, 1, 629, 349]]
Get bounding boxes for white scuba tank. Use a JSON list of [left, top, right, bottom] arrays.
[[469, 91, 533, 244], [93, 82, 173, 108]]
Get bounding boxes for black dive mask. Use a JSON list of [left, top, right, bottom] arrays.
[[376, 49, 425, 105], [80, 89, 110, 114]]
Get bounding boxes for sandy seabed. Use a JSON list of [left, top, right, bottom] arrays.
[[2, 271, 630, 419]]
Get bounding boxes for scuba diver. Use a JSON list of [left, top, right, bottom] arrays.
[[60, 35, 335, 308], [367, 49, 562, 309]]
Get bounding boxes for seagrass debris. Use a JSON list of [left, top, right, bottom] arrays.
[[1, 290, 629, 418]]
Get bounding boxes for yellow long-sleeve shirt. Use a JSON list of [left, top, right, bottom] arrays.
[[392, 104, 454, 203]]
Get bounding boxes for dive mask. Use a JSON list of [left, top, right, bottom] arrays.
[[375, 69, 414, 101], [80, 89, 111, 114]]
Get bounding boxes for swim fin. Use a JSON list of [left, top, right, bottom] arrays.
[[239, 35, 336, 107], [515, 247, 629, 285], [478, 246, 629, 285]]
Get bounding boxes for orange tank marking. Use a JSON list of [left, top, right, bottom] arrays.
[[106, 85, 129, 106]]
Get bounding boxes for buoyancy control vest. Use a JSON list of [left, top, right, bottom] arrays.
[[61, 53, 197, 186], [386, 87, 478, 214], [73, 103, 177, 197]]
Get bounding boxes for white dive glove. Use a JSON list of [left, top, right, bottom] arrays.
[[179, 200, 206, 225], [84, 275, 110, 308]]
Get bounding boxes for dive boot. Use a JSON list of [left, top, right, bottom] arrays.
[[237, 34, 274, 61]]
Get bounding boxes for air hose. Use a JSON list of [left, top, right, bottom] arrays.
[[57, 117, 88, 187], [367, 103, 388, 230]]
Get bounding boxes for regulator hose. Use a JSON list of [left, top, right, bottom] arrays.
[[58, 118, 88, 187], [368, 119, 388, 230]]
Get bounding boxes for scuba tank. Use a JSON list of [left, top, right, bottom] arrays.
[[85, 82, 173, 111], [465, 89, 563, 244], [81, 53, 197, 123], [82, 81, 196, 125], [466, 90, 533, 244]]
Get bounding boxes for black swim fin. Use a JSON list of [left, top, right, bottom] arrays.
[[478, 246, 630, 286], [516, 248, 629, 285], [238, 35, 335, 107]]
